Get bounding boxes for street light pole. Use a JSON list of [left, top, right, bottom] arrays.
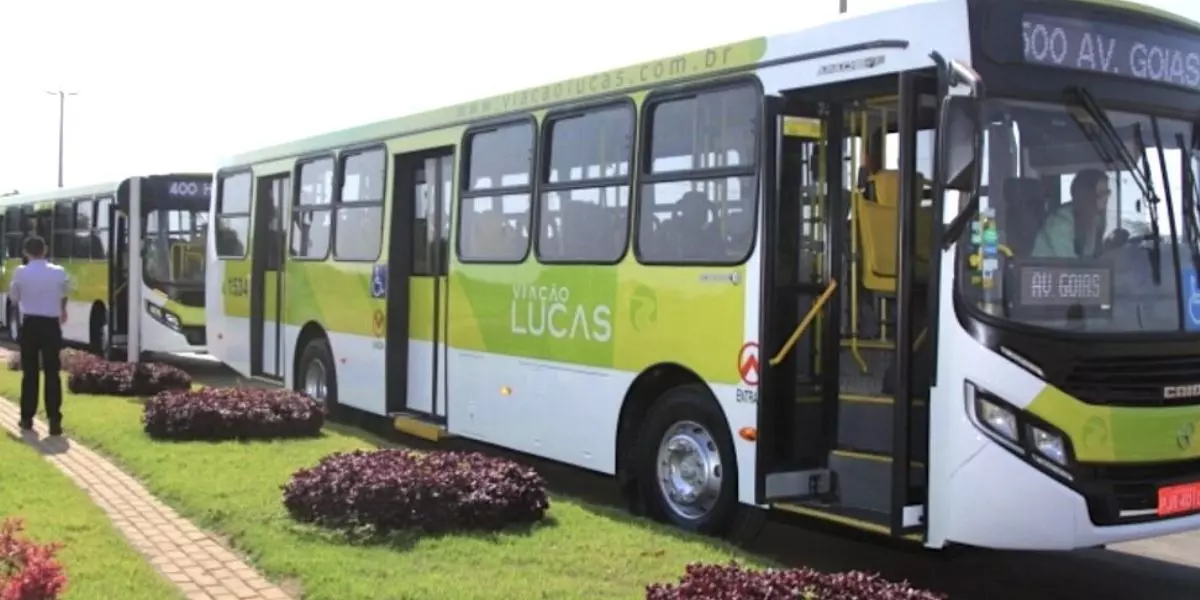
[[839, 0, 847, 13], [45, 90, 78, 188]]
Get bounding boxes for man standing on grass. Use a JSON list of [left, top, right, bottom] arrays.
[[9, 235, 68, 436]]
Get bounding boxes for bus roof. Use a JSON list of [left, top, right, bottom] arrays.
[[0, 172, 215, 212], [222, 0, 1199, 169], [222, 34, 768, 167], [0, 181, 123, 210]]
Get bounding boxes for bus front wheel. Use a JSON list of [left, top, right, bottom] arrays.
[[635, 384, 740, 536], [296, 337, 339, 414]]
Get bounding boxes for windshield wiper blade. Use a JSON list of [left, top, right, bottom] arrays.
[[1066, 87, 1156, 198], [1142, 121, 1169, 285], [1066, 87, 1165, 282], [1064, 109, 1120, 172], [1176, 132, 1200, 277]]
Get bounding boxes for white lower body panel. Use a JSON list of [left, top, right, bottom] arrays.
[[940, 441, 1200, 550], [209, 317, 762, 506], [139, 316, 205, 355]]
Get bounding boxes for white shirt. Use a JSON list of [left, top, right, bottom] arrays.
[[9, 259, 69, 318]]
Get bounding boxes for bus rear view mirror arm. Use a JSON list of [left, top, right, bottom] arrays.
[[938, 94, 984, 251]]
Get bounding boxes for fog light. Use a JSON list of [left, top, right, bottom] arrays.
[[1029, 426, 1067, 466]]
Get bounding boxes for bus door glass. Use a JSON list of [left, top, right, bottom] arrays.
[[250, 174, 289, 379], [388, 149, 454, 419], [108, 203, 129, 340]]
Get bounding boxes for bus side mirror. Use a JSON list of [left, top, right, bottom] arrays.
[[938, 96, 982, 192]]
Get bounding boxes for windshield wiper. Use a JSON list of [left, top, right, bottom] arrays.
[[1066, 86, 1163, 283], [1066, 87, 1159, 202], [1133, 123, 1164, 284], [1176, 132, 1200, 277]]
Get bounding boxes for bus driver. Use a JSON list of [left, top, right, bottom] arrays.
[[1031, 169, 1115, 259]]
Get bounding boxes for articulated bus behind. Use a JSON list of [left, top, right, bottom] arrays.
[[0, 174, 212, 358]]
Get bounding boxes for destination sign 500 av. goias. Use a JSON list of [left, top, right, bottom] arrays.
[[1022, 13, 1200, 90]]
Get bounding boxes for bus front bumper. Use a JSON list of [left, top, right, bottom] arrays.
[[940, 442, 1200, 550]]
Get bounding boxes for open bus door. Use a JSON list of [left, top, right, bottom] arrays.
[[248, 174, 288, 381], [757, 71, 936, 540], [106, 205, 129, 358], [385, 147, 453, 435], [111, 177, 145, 361]]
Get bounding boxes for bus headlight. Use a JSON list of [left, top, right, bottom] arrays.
[[965, 381, 1074, 479], [1028, 426, 1068, 466], [968, 383, 1018, 442], [978, 397, 1018, 441], [145, 301, 183, 332]]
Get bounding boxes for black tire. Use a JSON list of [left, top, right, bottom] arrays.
[[635, 384, 744, 536], [296, 337, 338, 412], [7, 304, 18, 342], [89, 310, 106, 357]]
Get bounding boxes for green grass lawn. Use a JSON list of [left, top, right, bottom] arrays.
[[0, 434, 181, 600], [0, 372, 769, 600]]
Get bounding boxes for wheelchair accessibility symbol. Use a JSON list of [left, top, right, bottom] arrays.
[[370, 264, 388, 299], [1185, 268, 1200, 332]]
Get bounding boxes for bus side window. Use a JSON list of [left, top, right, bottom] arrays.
[[93, 197, 112, 260], [292, 157, 334, 260], [73, 198, 94, 259], [215, 173, 252, 258], [458, 121, 535, 263], [537, 103, 634, 264], [635, 83, 760, 265], [52, 200, 74, 261], [334, 148, 385, 262], [3, 207, 20, 258]]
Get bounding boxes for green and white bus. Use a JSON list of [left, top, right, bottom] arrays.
[[1, 174, 211, 357], [206, 0, 1200, 550]]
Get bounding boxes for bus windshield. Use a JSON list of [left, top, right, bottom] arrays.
[[958, 97, 1198, 335], [144, 209, 207, 285]]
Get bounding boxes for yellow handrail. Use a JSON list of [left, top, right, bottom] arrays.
[[770, 279, 839, 367], [848, 109, 869, 373]]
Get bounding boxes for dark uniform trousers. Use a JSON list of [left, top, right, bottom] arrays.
[[19, 315, 63, 426]]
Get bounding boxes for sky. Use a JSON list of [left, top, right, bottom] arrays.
[[1, 0, 1198, 194]]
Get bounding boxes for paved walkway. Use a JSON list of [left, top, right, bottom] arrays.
[[0, 399, 294, 600]]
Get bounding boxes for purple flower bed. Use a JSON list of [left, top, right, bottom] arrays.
[[67, 360, 191, 397], [143, 387, 325, 440], [646, 563, 946, 600], [282, 449, 549, 534], [6, 348, 102, 375]]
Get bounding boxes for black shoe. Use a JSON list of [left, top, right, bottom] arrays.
[[48, 423, 62, 437], [18, 419, 33, 431]]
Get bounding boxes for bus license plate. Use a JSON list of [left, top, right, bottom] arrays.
[[1157, 482, 1200, 517]]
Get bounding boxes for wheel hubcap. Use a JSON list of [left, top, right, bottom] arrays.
[[304, 360, 327, 403], [656, 420, 723, 521]]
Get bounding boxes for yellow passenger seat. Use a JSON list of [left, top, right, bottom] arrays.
[[854, 170, 932, 294]]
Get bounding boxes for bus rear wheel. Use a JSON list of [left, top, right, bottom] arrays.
[[7, 306, 17, 342], [636, 384, 740, 536], [90, 314, 109, 357], [296, 337, 338, 413]]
